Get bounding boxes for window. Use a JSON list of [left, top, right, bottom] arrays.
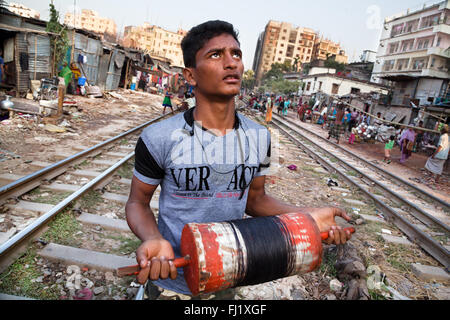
[[351, 88, 360, 94], [412, 58, 427, 70], [388, 42, 399, 54], [332, 83, 340, 94], [397, 58, 409, 71], [306, 82, 311, 91], [383, 60, 395, 71]]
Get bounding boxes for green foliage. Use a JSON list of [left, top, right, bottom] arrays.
[[259, 62, 302, 95], [324, 57, 347, 72], [46, 2, 69, 75], [242, 70, 255, 90]]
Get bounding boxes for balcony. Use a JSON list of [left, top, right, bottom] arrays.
[[420, 68, 450, 78], [427, 47, 450, 58]]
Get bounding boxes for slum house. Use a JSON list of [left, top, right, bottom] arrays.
[[150, 55, 184, 93], [121, 50, 158, 89], [0, 10, 54, 97], [97, 42, 126, 91], [66, 27, 102, 89]]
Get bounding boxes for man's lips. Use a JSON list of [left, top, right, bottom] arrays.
[[223, 74, 241, 83]]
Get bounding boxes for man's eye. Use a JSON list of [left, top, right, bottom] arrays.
[[233, 53, 242, 59], [211, 52, 220, 58]]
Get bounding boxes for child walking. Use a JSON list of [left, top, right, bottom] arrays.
[[162, 88, 173, 114], [384, 135, 395, 164]]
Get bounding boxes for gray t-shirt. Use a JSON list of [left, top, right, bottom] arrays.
[[133, 107, 271, 295]]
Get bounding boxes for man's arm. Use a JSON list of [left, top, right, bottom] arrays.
[[126, 176, 177, 283], [246, 176, 352, 245]]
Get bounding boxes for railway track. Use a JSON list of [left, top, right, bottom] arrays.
[[0, 112, 172, 300], [247, 110, 449, 271]]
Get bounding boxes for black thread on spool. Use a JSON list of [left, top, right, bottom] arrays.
[[230, 216, 295, 287]]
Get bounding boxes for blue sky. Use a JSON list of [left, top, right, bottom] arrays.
[[10, 0, 441, 69]]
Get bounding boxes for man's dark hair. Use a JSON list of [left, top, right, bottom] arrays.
[[181, 20, 240, 68]]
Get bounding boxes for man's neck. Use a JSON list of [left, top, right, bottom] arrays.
[[193, 94, 237, 136]]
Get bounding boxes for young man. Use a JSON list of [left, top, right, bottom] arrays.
[[126, 20, 352, 298]]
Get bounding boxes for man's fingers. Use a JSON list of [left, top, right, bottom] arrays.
[[335, 208, 352, 222], [339, 228, 347, 244], [159, 257, 170, 280], [169, 261, 178, 280], [150, 258, 161, 281], [137, 263, 150, 285]]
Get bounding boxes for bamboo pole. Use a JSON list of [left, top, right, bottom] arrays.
[[34, 36, 37, 81]]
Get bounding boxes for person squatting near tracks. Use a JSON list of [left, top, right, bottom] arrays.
[[126, 20, 353, 300], [425, 124, 449, 184], [399, 127, 416, 164]]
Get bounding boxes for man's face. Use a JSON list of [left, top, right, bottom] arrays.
[[188, 33, 244, 99]]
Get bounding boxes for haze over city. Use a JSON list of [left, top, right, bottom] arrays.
[[7, 0, 440, 69]]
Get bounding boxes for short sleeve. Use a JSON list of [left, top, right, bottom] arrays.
[[134, 137, 165, 186]]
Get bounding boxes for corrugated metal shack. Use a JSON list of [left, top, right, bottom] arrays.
[[67, 28, 102, 87], [0, 11, 53, 97], [97, 43, 126, 91]]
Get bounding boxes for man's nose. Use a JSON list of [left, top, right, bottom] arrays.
[[223, 51, 238, 69]]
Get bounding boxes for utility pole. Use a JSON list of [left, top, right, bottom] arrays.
[[71, 0, 76, 63]]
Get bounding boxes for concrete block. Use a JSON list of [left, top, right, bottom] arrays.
[[41, 183, 80, 192], [0, 174, 24, 186], [0, 228, 17, 245], [381, 234, 413, 246], [102, 192, 128, 204], [105, 152, 128, 158], [91, 159, 119, 166], [314, 167, 328, 174], [411, 264, 450, 283], [0, 293, 34, 300], [77, 213, 130, 232], [72, 170, 101, 178], [358, 214, 387, 224], [39, 243, 135, 272], [343, 199, 367, 206], [119, 178, 132, 186], [7, 201, 53, 214], [331, 187, 350, 193]]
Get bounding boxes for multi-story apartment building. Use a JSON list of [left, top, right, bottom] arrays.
[[371, 0, 450, 108], [65, 9, 117, 38], [8, 2, 40, 19], [122, 23, 186, 68], [253, 20, 318, 83], [313, 38, 348, 64], [253, 20, 348, 84]]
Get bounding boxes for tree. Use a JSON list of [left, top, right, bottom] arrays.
[[46, 2, 69, 76], [242, 70, 256, 90], [324, 54, 347, 73]]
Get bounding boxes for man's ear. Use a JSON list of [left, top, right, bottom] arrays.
[[183, 68, 197, 87]]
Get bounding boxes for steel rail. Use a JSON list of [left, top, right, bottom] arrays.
[[0, 113, 170, 204], [272, 116, 450, 234], [269, 119, 450, 269], [272, 113, 450, 211], [0, 152, 135, 273]]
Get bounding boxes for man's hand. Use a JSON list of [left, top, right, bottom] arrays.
[[309, 207, 353, 245], [135, 238, 178, 284]]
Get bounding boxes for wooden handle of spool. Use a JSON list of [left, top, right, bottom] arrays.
[[320, 227, 355, 241], [117, 256, 191, 277], [117, 228, 356, 277]]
